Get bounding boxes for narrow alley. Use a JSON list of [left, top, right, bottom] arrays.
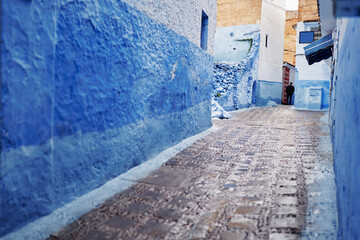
[[48, 106, 337, 240]]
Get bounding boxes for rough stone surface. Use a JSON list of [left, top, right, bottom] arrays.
[[0, 0, 215, 236], [46, 106, 337, 239]]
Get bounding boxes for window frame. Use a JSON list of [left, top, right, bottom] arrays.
[[200, 10, 209, 51], [299, 31, 315, 44]]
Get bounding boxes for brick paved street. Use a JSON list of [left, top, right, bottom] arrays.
[[49, 106, 337, 240]]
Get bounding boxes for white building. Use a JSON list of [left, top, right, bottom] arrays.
[[214, 0, 286, 108], [294, 20, 332, 110]]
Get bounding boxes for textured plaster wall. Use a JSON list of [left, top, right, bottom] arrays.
[[123, 0, 217, 54], [253, 0, 285, 106], [0, 0, 214, 236], [252, 80, 282, 106], [213, 29, 260, 110], [331, 17, 360, 240], [258, 0, 286, 83], [298, 0, 320, 22], [214, 24, 260, 63], [294, 80, 330, 109], [283, 11, 298, 65]]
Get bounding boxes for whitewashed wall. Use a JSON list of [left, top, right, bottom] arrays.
[[123, 0, 217, 54], [295, 22, 331, 81], [258, 0, 286, 82]]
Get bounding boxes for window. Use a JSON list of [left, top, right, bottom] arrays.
[[200, 11, 208, 51], [265, 34, 269, 47], [299, 31, 314, 43]]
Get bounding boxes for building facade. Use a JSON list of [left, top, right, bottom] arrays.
[[318, 0, 360, 238], [294, 20, 331, 110], [215, 0, 286, 108], [0, 0, 217, 237]]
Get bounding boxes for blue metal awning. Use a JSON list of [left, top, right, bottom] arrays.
[[304, 34, 334, 65]]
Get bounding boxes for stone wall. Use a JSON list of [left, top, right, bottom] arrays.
[[283, 0, 320, 66], [213, 30, 260, 110], [0, 0, 216, 237], [217, 0, 262, 27], [283, 11, 298, 65], [298, 0, 320, 22]]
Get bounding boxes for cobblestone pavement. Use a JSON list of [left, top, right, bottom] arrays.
[[48, 106, 337, 240]]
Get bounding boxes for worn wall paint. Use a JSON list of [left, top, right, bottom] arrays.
[[294, 80, 330, 110], [213, 30, 260, 110], [252, 80, 282, 106], [0, 0, 215, 236], [122, 0, 217, 54], [331, 17, 360, 240], [214, 24, 260, 63]]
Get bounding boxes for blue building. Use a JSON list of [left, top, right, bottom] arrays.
[[0, 0, 217, 237], [317, 0, 360, 238]]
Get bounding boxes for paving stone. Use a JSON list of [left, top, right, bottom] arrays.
[[278, 180, 297, 187], [141, 167, 189, 188], [80, 208, 102, 223], [155, 208, 183, 221], [138, 220, 171, 238], [50, 221, 80, 238], [220, 231, 247, 240], [48, 106, 337, 239], [170, 196, 192, 207], [104, 216, 136, 229], [125, 202, 152, 213], [271, 217, 297, 228], [190, 225, 208, 239], [273, 206, 297, 215], [228, 215, 256, 230], [278, 196, 297, 205], [269, 233, 298, 240], [235, 206, 260, 215], [165, 159, 180, 166], [139, 190, 163, 201], [185, 162, 201, 168], [80, 230, 115, 240]]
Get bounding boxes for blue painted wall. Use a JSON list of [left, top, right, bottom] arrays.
[[213, 33, 260, 110], [330, 18, 360, 239], [0, 0, 213, 236], [294, 80, 330, 110], [252, 80, 282, 106]]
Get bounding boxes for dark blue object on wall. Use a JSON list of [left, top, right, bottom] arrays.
[[304, 34, 333, 65], [299, 31, 314, 44]]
